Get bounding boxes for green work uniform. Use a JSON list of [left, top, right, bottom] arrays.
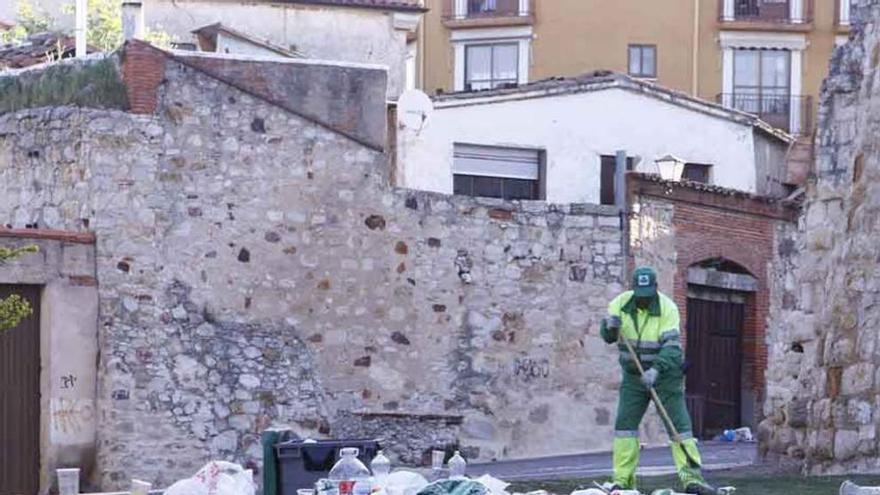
[[600, 289, 706, 491]]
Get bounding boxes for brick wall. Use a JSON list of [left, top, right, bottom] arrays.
[[628, 174, 798, 427], [121, 40, 166, 114]]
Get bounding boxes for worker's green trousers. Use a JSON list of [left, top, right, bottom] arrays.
[[612, 371, 705, 490]]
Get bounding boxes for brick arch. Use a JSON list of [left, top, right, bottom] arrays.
[[666, 203, 775, 431]]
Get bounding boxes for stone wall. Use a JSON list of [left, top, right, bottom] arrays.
[[761, 0, 880, 474], [0, 47, 644, 490]]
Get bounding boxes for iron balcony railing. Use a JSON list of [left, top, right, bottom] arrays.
[[443, 0, 532, 21], [718, 0, 814, 24], [717, 93, 813, 135]]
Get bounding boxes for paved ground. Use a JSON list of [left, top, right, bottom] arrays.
[[469, 442, 757, 481]]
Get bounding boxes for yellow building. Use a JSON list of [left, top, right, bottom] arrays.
[[417, 0, 853, 137]]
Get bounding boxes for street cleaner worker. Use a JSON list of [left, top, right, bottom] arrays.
[[599, 267, 717, 495]]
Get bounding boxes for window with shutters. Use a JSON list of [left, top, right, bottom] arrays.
[[453, 144, 543, 200], [600, 155, 634, 206]]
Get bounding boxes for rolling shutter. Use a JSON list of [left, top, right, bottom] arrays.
[[453, 144, 540, 180]]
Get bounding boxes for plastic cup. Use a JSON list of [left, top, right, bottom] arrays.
[[57, 468, 80, 495], [431, 450, 445, 469]]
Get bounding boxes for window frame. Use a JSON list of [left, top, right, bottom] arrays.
[[452, 143, 545, 201], [627, 44, 657, 79], [464, 42, 520, 91], [682, 163, 713, 184], [600, 155, 635, 206]]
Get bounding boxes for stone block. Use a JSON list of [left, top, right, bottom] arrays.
[[835, 429, 860, 461]]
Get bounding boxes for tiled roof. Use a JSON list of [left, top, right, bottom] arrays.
[[270, 0, 426, 12], [191, 23, 305, 58], [433, 70, 793, 143], [0, 32, 88, 70]]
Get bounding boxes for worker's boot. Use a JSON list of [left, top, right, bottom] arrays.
[[683, 480, 718, 495]]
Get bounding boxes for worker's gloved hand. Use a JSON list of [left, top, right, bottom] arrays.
[[606, 315, 622, 330], [641, 368, 659, 388], [602, 315, 622, 341]]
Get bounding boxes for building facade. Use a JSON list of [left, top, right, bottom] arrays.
[[1, 0, 424, 98], [419, 0, 854, 136], [396, 72, 791, 204]]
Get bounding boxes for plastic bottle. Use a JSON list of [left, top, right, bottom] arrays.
[[448, 451, 467, 479], [370, 450, 392, 487], [329, 447, 372, 495]]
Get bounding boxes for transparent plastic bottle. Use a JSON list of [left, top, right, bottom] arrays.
[[370, 450, 392, 487], [448, 451, 467, 479], [329, 447, 372, 495]]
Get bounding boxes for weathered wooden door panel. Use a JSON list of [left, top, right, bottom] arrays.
[[0, 285, 41, 495], [685, 297, 743, 439]]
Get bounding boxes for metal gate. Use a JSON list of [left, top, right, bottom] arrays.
[[0, 285, 41, 495], [685, 296, 743, 439]]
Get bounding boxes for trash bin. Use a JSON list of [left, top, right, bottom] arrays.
[[276, 438, 380, 495]]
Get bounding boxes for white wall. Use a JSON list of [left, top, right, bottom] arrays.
[[399, 88, 762, 203], [13, 0, 410, 97], [150, 1, 409, 97]]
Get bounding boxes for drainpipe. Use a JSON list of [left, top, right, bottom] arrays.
[[419, 0, 427, 90], [691, 0, 700, 96], [75, 0, 87, 57]]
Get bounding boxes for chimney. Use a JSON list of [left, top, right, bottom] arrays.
[[75, 0, 86, 56], [121, 1, 145, 41]]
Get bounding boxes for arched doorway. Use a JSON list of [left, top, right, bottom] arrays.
[[684, 258, 757, 439]]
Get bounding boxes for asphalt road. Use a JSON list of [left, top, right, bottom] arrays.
[[468, 442, 757, 481]]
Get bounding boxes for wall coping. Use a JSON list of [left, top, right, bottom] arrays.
[[627, 173, 800, 222], [0, 228, 96, 244]]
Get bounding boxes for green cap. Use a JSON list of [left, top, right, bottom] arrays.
[[632, 266, 658, 298]]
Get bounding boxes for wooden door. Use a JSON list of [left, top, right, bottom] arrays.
[[685, 297, 743, 439], [0, 285, 41, 495]]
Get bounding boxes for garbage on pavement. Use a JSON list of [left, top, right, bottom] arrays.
[[841, 480, 880, 495], [164, 461, 256, 495], [713, 427, 753, 443]]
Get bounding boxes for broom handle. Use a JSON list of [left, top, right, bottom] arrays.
[[619, 333, 682, 442]]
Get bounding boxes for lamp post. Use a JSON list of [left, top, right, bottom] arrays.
[[654, 154, 686, 182]]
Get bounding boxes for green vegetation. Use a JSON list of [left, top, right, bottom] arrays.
[[0, 57, 127, 113], [3, 0, 171, 50], [511, 473, 880, 495], [0, 245, 39, 331]]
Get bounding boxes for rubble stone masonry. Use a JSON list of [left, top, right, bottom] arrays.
[[0, 49, 642, 489], [762, 0, 880, 474]]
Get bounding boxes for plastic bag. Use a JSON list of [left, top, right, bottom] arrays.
[[165, 461, 256, 495], [385, 471, 430, 495]]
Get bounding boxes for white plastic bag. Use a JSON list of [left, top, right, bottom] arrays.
[[165, 461, 256, 495]]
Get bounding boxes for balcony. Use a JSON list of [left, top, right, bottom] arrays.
[[718, 93, 813, 136], [718, 0, 814, 31], [443, 0, 534, 29]]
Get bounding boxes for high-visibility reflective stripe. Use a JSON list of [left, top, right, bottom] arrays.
[[620, 352, 657, 362], [659, 330, 680, 343], [615, 430, 640, 438], [676, 431, 694, 441], [618, 343, 661, 353], [662, 339, 681, 348]]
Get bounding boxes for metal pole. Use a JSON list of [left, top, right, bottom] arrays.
[[75, 0, 87, 57]]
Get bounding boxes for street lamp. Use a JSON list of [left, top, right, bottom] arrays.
[[654, 155, 685, 182]]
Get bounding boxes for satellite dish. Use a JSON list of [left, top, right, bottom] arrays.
[[397, 89, 433, 134]]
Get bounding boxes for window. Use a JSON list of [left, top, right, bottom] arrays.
[[628, 45, 656, 78], [465, 43, 519, 91], [732, 49, 791, 129], [682, 163, 712, 184], [600, 155, 634, 206], [453, 144, 542, 200]]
